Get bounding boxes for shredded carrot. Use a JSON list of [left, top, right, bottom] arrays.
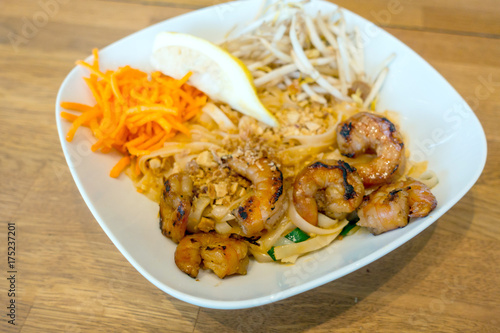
[[60, 48, 207, 177], [110, 155, 131, 178]]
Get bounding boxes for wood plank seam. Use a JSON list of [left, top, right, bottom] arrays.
[[99, 0, 208, 10], [379, 24, 500, 39]]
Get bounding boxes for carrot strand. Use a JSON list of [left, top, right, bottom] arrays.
[[60, 102, 95, 113], [110, 155, 131, 178], [60, 111, 78, 122]]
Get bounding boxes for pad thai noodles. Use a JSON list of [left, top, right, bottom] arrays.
[[62, 1, 438, 279]]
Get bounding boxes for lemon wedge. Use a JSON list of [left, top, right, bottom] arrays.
[[151, 32, 279, 127]]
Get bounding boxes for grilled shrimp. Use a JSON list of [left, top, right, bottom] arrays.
[[227, 157, 284, 237], [336, 112, 405, 187], [357, 178, 437, 235], [175, 233, 249, 279], [406, 179, 438, 217], [293, 160, 365, 225], [159, 173, 194, 243]]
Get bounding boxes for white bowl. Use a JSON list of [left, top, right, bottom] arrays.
[[55, 0, 487, 309]]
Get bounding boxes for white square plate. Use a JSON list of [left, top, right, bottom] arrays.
[[55, 0, 487, 309]]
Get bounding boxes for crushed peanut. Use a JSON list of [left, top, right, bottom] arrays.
[[198, 217, 215, 232]]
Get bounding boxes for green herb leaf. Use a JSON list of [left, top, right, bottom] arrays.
[[267, 247, 277, 261], [340, 220, 358, 236], [285, 227, 310, 243]]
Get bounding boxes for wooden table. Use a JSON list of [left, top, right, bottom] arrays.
[[1, 0, 499, 331]]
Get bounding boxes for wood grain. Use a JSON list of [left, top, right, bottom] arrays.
[[1, 0, 499, 332]]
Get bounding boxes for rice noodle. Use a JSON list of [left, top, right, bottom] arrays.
[[417, 170, 439, 189], [258, 215, 294, 251], [278, 143, 331, 165], [187, 196, 211, 232], [189, 125, 224, 143], [247, 244, 274, 263], [215, 221, 233, 234], [288, 199, 348, 235], [273, 221, 347, 261], [209, 190, 254, 221], [285, 122, 337, 146], [262, 194, 288, 233], [317, 213, 339, 228], [138, 142, 222, 174], [202, 103, 237, 131]]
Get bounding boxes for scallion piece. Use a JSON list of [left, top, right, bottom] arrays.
[[285, 227, 310, 243], [267, 247, 277, 261], [268, 228, 310, 261], [339, 219, 359, 237]]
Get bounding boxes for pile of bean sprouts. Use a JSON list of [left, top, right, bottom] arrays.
[[223, 0, 395, 107]]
